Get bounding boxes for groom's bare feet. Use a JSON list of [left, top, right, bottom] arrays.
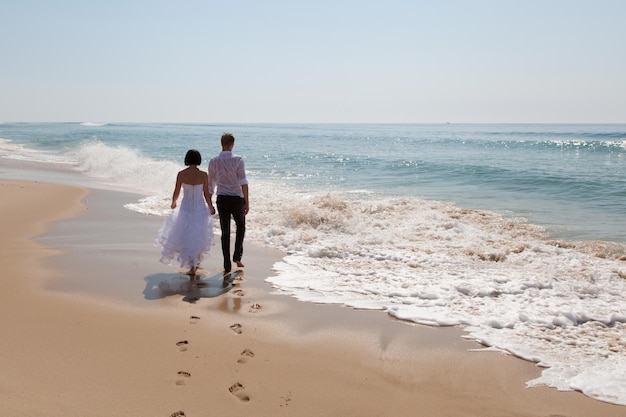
[[235, 260, 245, 268]]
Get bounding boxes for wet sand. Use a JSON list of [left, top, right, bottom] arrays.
[[1, 176, 625, 417]]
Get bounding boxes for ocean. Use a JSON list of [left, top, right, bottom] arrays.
[[1, 122, 625, 405]]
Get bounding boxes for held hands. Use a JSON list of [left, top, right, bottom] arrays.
[[209, 204, 216, 215], [171, 201, 177, 209]]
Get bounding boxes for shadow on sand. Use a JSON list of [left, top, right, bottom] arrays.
[[143, 270, 242, 303]]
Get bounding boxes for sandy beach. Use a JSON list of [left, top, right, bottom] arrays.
[[1, 176, 625, 417]]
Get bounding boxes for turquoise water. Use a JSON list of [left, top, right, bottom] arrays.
[[2, 122, 625, 242]]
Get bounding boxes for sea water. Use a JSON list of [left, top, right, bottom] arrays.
[[1, 122, 625, 405]]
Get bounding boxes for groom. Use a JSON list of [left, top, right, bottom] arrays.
[[208, 132, 249, 275]]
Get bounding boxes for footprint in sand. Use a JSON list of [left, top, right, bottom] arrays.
[[189, 316, 200, 324], [229, 382, 250, 402], [237, 348, 255, 364], [176, 340, 189, 352], [170, 411, 186, 417], [175, 371, 191, 386], [230, 323, 243, 334], [232, 289, 244, 297], [280, 391, 293, 408], [249, 303, 262, 313]]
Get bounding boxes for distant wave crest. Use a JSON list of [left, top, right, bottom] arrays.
[[80, 122, 108, 127]]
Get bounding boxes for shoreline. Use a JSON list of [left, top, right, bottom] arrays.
[[2, 175, 626, 416]]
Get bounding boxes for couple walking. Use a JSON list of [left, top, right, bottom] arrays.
[[155, 132, 248, 277]]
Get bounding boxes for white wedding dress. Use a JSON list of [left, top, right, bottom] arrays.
[[156, 183, 215, 269]]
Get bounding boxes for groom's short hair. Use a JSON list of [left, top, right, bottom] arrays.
[[221, 132, 235, 147]]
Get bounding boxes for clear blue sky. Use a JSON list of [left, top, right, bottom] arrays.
[[1, 0, 625, 123]]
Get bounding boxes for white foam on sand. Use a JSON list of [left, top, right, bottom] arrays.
[[253, 190, 626, 406]]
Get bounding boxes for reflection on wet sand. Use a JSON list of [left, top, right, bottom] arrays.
[[143, 270, 243, 303]]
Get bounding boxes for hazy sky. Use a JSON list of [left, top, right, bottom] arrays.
[[1, 0, 625, 123]]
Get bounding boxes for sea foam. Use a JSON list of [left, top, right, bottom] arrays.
[[0, 138, 72, 164], [71, 140, 179, 198], [255, 190, 626, 405]]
